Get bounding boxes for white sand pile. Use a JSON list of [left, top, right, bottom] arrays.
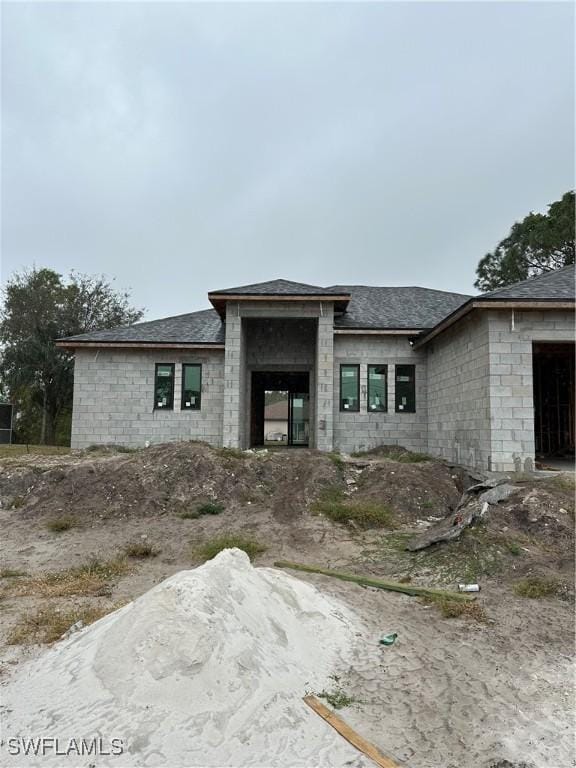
[[1, 549, 367, 767]]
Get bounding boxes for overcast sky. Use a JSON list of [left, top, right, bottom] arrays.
[[2, 1, 574, 320]]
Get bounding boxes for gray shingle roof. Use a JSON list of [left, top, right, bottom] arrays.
[[208, 279, 348, 296], [332, 286, 471, 329], [59, 268, 575, 346], [479, 264, 575, 301], [60, 309, 224, 344]]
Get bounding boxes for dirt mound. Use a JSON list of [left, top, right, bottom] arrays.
[[0, 443, 342, 522], [0, 442, 465, 527], [345, 458, 461, 522]]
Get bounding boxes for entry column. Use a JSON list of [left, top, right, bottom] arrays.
[[315, 303, 334, 451], [222, 303, 244, 448]]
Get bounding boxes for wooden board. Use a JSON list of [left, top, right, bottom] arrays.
[[303, 694, 403, 768]]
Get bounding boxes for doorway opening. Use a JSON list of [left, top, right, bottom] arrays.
[[533, 342, 575, 462], [250, 372, 310, 448]]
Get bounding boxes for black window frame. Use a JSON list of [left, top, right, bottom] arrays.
[[154, 363, 175, 410], [181, 363, 202, 411], [339, 364, 360, 412], [395, 364, 416, 414], [367, 364, 388, 413]]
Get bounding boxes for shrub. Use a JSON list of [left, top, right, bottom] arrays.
[[196, 534, 266, 562]]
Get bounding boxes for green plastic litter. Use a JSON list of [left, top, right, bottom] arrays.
[[379, 632, 398, 646]]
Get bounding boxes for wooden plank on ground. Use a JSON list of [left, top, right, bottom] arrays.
[[303, 694, 403, 768], [274, 561, 473, 602]]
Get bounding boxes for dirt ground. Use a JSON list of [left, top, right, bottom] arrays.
[[0, 442, 574, 768]]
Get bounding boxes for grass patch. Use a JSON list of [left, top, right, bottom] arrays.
[[214, 447, 248, 460], [0, 445, 70, 460], [505, 540, 523, 556], [123, 541, 159, 559], [311, 487, 394, 529], [316, 677, 357, 709], [513, 576, 560, 599], [7, 604, 112, 645], [85, 444, 138, 454], [422, 594, 488, 622], [196, 534, 266, 562], [551, 475, 576, 493], [0, 568, 27, 578], [179, 501, 225, 519], [351, 445, 432, 463], [327, 452, 345, 472], [46, 515, 78, 533], [7, 558, 130, 598]]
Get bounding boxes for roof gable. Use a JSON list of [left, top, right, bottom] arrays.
[[208, 279, 347, 297]]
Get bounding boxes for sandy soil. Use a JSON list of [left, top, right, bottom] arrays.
[[0, 444, 574, 768]]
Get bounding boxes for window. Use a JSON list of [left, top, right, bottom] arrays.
[[154, 364, 175, 410], [340, 364, 360, 412], [182, 364, 202, 410], [367, 365, 387, 412], [395, 365, 415, 413]]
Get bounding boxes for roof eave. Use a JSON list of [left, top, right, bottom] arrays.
[[208, 292, 351, 316], [414, 298, 575, 349], [55, 340, 225, 350]]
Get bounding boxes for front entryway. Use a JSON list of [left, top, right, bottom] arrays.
[[250, 371, 310, 448]]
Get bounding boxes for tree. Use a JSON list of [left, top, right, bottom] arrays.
[[0, 268, 143, 445], [475, 191, 575, 292]]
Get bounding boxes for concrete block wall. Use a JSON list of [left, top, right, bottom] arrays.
[[426, 313, 492, 469], [486, 309, 575, 471], [70, 348, 225, 449], [333, 335, 427, 454]]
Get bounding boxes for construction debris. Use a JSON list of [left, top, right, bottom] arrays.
[[303, 694, 402, 768], [406, 478, 520, 551]]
